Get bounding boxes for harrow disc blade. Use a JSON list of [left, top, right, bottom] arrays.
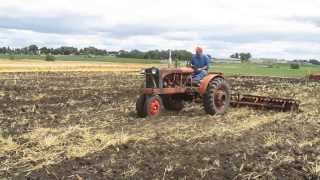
[[230, 94, 300, 112]]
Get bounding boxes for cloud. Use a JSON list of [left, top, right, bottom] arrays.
[[0, 11, 102, 34], [289, 16, 320, 27], [1, 0, 320, 59], [101, 24, 169, 38], [201, 30, 320, 44], [0, 28, 105, 48]]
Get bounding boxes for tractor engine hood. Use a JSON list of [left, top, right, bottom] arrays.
[[158, 67, 194, 75], [144, 67, 194, 79]]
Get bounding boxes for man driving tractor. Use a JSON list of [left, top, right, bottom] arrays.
[[191, 47, 210, 85]]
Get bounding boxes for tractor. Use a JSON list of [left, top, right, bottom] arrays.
[[136, 67, 231, 118]]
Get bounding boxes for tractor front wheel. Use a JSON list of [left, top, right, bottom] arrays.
[[203, 78, 230, 115], [136, 95, 163, 118], [144, 95, 163, 118]]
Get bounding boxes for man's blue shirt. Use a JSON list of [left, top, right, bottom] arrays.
[[191, 54, 210, 70]]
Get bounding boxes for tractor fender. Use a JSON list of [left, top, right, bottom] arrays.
[[198, 74, 224, 95]]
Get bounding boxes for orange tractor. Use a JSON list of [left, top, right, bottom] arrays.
[[136, 67, 230, 118], [136, 67, 300, 118]]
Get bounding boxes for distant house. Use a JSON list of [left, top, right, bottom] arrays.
[[258, 58, 288, 64], [289, 60, 312, 65]]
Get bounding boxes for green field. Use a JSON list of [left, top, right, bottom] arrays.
[[211, 63, 320, 77], [0, 54, 320, 77], [0, 54, 161, 64]]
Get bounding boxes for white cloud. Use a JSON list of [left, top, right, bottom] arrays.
[[0, 0, 320, 59]]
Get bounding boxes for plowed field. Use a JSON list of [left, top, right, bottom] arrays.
[[0, 72, 319, 179]]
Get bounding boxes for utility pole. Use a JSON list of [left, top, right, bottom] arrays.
[[168, 49, 172, 68]]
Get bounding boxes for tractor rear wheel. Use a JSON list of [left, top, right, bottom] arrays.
[[203, 77, 230, 115], [144, 95, 163, 118], [163, 96, 184, 111], [136, 94, 147, 118]]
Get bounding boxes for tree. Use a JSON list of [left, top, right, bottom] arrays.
[[239, 53, 252, 62], [142, 50, 192, 60], [79, 46, 107, 56], [40, 47, 49, 55], [58, 46, 78, 55], [14, 48, 22, 54], [309, 59, 320, 65], [143, 50, 160, 59], [0, 47, 6, 54], [28, 45, 39, 55], [0, 45, 194, 60], [7, 46, 13, 54], [230, 52, 251, 62], [21, 47, 29, 54], [0, 46, 13, 54], [172, 50, 192, 61]]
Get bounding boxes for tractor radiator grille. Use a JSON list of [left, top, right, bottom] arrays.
[[145, 69, 160, 88]]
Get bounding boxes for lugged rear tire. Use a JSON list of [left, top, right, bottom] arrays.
[[136, 94, 147, 118], [203, 77, 230, 115]]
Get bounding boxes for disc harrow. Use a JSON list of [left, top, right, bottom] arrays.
[[309, 74, 320, 81], [231, 94, 300, 111]]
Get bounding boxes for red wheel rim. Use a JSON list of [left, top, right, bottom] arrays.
[[214, 88, 226, 111], [149, 99, 161, 116]]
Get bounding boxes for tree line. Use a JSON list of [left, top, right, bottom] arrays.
[[230, 52, 252, 62], [117, 49, 193, 60], [2, 45, 320, 64], [292, 59, 320, 65], [0, 45, 108, 56], [230, 52, 320, 65], [0, 45, 193, 60]]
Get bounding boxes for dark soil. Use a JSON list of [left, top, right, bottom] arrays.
[[0, 72, 319, 180]]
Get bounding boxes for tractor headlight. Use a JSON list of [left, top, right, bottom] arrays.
[[151, 68, 157, 75]]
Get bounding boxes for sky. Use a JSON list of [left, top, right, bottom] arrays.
[[0, 0, 320, 59]]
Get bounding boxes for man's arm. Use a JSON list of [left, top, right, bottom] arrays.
[[198, 66, 208, 71], [197, 55, 209, 71]]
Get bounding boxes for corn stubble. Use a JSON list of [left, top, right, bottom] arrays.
[[0, 72, 319, 179]]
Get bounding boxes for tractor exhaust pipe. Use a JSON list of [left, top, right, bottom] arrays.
[[168, 49, 172, 68]]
